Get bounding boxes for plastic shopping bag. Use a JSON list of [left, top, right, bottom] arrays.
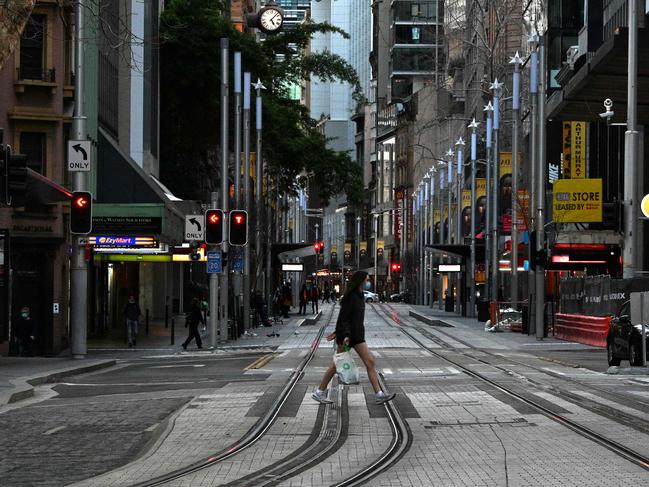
[[334, 347, 360, 385]]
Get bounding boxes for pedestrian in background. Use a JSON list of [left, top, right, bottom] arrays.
[[182, 298, 204, 350], [123, 295, 141, 348], [282, 283, 292, 318], [312, 271, 395, 405], [299, 283, 308, 315], [310, 285, 319, 314], [15, 306, 35, 356]]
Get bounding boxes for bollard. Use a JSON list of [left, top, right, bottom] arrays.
[[171, 317, 175, 345], [165, 304, 169, 329], [145, 309, 149, 336]]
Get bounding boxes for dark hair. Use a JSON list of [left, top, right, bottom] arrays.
[[343, 271, 368, 301]]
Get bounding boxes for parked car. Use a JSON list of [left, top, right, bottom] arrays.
[[363, 290, 378, 303], [390, 291, 411, 303], [607, 300, 649, 366]]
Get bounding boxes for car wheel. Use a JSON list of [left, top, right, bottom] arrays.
[[366, 298, 373, 303], [607, 341, 621, 366], [629, 341, 644, 366]]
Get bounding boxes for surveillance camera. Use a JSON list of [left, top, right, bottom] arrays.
[[604, 98, 613, 109]]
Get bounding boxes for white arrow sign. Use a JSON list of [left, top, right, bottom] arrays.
[[185, 215, 205, 241], [68, 140, 92, 172]]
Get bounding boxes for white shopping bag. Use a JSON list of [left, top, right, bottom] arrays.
[[334, 348, 360, 385]]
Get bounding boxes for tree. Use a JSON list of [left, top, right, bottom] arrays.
[[0, 0, 35, 71], [159, 0, 363, 206]]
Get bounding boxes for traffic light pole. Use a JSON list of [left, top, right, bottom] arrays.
[[510, 53, 523, 305], [233, 53, 242, 331], [220, 38, 229, 343], [243, 73, 251, 331], [535, 38, 547, 340], [209, 191, 219, 349], [70, 0, 88, 359], [255, 79, 264, 297]]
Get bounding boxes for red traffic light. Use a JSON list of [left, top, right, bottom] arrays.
[[229, 210, 248, 245], [70, 191, 93, 234], [391, 262, 401, 272], [205, 209, 224, 244], [74, 195, 89, 208]]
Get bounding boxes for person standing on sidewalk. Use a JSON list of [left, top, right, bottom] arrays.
[[182, 298, 205, 350], [123, 295, 141, 348], [310, 285, 319, 314], [298, 283, 308, 315], [15, 306, 35, 356], [312, 271, 396, 405]]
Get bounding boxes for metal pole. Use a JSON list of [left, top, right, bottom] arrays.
[[210, 190, 219, 348], [439, 165, 445, 309], [510, 52, 523, 305], [356, 216, 361, 271], [484, 102, 493, 304], [70, 0, 88, 358], [242, 72, 252, 333], [219, 38, 229, 342], [374, 214, 378, 293], [232, 53, 242, 333], [490, 79, 502, 307], [255, 81, 264, 294], [535, 38, 547, 340], [623, 0, 639, 278], [528, 40, 539, 334], [430, 170, 436, 308], [455, 138, 464, 314], [469, 119, 479, 318]]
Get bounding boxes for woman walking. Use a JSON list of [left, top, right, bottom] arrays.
[[312, 271, 396, 405], [182, 298, 205, 350]]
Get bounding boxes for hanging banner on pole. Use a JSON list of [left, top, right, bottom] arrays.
[[461, 189, 471, 237], [570, 121, 587, 179], [562, 121, 572, 178], [360, 241, 367, 258], [476, 178, 487, 233]]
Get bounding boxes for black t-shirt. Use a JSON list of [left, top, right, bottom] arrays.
[[335, 290, 365, 346]]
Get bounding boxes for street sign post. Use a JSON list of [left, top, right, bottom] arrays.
[[185, 215, 205, 241], [207, 250, 222, 274], [67, 140, 91, 172]]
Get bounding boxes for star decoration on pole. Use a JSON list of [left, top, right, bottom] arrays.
[[468, 118, 480, 130], [253, 78, 266, 93], [446, 148, 454, 158], [509, 51, 524, 66], [527, 32, 539, 46], [483, 101, 494, 113], [489, 78, 503, 93], [455, 137, 465, 147]]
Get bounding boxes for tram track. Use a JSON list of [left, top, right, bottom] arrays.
[[376, 303, 649, 472], [129, 306, 334, 487]]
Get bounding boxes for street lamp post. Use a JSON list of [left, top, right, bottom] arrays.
[[469, 118, 480, 318], [429, 168, 436, 309], [483, 102, 493, 304], [528, 35, 539, 333], [535, 37, 547, 340], [510, 51, 523, 304], [356, 216, 361, 271], [373, 213, 379, 293], [490, 79, 503, 307], [455, 137, 465, 314]]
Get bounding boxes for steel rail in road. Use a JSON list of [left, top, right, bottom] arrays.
[[130, 305, 334, 487], [375, 303, 649, 472]]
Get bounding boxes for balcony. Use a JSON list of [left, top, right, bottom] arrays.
[[15, 67, 57, 94]]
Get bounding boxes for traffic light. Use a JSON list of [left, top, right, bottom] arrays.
[[229, 210, 248, 245], [205, 209, 224, 244], [391, 262, 402, 273], [1, 145, 28, 204], [314, 241, 324, 254], [70, 191, 92, 234]]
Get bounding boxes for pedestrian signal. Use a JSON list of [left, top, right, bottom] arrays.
[[205, 209, 224, 244], [229, 210, 248, 246], [70, 191, 92, 234]]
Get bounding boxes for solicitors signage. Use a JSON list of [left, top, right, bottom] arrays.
[[552, 178, 602, 223]]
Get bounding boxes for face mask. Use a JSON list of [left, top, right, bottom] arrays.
[[21, 312, 28, 319]]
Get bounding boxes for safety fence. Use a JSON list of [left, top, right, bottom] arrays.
[[554, 313, 610, 348]]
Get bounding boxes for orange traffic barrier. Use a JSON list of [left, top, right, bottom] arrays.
[[555, 313, 610, 348]]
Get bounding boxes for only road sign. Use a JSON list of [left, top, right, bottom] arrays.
[[185, 215, 205, 241], [207, 250, 222, 273], [67, 140, 92, 172]]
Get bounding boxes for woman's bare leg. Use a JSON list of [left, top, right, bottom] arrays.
[[353, 342, 381, 393], [318, 344, 344, 390]]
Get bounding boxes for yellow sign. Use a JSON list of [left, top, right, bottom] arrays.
[[500, 152, 512, 177], [331, 245, 337, 253], [462, 189, 471, 210], [344, 242, 352, 254], [434, 209, 440, 224], [553, 178, 602, 223], [570, 121, 587, 179], [476, 178, 486, 199], [360, 241, 367, 257], [562, 121, 571, 178]]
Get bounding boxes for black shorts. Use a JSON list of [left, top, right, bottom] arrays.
[[336, 336, 366, 348]]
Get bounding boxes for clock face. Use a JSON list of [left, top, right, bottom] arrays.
[[260, 7, 283, 32]]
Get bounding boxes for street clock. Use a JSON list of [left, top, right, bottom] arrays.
[[248, 2, 284, 34]]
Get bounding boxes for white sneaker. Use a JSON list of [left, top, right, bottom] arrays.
[[311, 389, 333, 404], [375, 391, 396, 404]]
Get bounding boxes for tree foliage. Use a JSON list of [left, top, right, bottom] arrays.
[[159, 0, 363, 206]]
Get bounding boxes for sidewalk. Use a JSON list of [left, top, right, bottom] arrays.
[[0, 305, 327, 406], [404, 303, 597, 352]]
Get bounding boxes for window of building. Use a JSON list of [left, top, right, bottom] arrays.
[[20, 14, 47, 81], [394, 1, 438, 22], [395, 25, 439, 44], [19, 132, 46, 175], [392, 48, 436, 72]]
